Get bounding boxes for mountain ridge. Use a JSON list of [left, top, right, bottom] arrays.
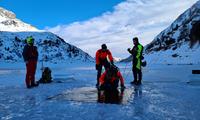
[[122, 1, 200, 64], [0, 7, 94, 63]]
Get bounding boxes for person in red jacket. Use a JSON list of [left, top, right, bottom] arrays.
[[99, 64, 125, 90], [95, 44, 114, 87], [22, 36, 39, 88], [98, 64, 125, 104]]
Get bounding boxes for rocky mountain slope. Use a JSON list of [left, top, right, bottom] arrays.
[[0, 7, 93, 63], [122, 1, 200, 64]]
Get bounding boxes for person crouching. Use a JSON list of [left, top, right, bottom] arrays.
[[99, 65, 125, 90]]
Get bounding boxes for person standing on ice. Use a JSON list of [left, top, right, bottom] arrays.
[[95, 44, 114, 87], [127, 37, 144, 85], [22, 36, 39, 88]]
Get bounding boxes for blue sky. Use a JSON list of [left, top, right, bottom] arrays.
[[0, 0, 124, 29]]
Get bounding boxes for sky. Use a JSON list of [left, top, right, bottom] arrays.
[[0, 0, 199, 59], [0, 0, 124, 29]]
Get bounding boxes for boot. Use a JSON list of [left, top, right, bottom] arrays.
[[31, 82, 39, 87], [27, 85, 33, 89], [130, 80, 137, 85]]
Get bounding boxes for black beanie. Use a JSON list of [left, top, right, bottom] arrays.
[[101, 44, 107, 50]]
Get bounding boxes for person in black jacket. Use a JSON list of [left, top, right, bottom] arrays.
[[22, 36, 38, 88], [127, 37, 144, 85]]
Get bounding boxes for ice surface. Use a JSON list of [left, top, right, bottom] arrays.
[[0, 62, 200, 120]]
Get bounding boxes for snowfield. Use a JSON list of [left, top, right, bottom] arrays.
[[0, 62, 200, 120]]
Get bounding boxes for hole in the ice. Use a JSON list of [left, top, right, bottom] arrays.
[[46, 87, 135, 105]]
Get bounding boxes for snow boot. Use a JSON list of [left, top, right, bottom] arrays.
[[31, 82, 39, 87], [27, 85, 32, 89]]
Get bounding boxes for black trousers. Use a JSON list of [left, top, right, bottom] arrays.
[[97, 66, 102, 85], [96, 61, 110, 85], [132, 66, 142, 82]]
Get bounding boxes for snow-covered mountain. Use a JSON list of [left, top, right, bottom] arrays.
[[0, 7, 38, 32], [0, 7, 93, 63], [122, 1, 200, 64]]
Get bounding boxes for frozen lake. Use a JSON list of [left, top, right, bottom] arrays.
[[0, 62, 200, 120]]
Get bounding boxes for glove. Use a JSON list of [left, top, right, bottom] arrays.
[[99, 91, 105, 102], [110, 61, 114, 65], [141, 55, 144, 60], [100, 84, 105, 90], [120, 84, 126, 90], [127, 48, 131, 52]]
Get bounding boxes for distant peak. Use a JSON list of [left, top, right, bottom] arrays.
[[0, 7, 39, 32], [0, 7, 16, 19]]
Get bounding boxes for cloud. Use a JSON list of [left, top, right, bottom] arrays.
[[46, 0, 198, 58]]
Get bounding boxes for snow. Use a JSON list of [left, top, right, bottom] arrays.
[[0, 6, 94, 63], [0, 31, 94, 62], [143, 0, 200, 65], [0, 62, 200, 120], [145, 43, 200, 65], [113, 57, 122, 62], [0, 2, 200, 120], [0, 7, 39, 32]]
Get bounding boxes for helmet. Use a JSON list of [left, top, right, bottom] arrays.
[[108, 64, 119, 74], [26, 36, 34, 45]]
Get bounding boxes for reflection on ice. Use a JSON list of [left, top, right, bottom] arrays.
[[97, 89, 124, 104]]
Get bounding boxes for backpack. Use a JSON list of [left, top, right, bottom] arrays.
[[39, 67, 52, 83], [141, 54, 147, 67], [141, 60, 147, 67]]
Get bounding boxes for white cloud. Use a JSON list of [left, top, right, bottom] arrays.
[[46, 0, 198, 58]]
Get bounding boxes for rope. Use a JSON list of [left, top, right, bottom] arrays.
[[123, 62, 132, 81]]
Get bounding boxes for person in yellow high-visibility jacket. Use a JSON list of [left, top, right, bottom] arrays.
[[127, 37, 143, 85]]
